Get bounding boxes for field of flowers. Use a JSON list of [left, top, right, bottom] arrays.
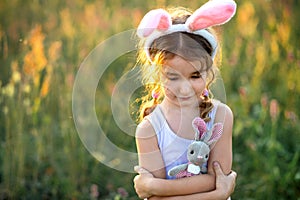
[[0, 0, 299, 199]]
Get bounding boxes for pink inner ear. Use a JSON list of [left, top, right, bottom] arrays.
[[157, 15, 170, 30], [187, 0, 237, 31], [137, 9, 171, 37], [192, 117, 207, 139], [209, 123, 223, 143]]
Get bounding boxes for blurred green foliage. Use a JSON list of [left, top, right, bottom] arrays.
[[0, 0, 299, 199]]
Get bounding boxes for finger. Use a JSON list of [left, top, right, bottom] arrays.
[[133, 174, 139, 183], [213, 161, 224, 176], [229, 170, 237, 180], [134, 165, 150, 174], [134, 165, 141, 173]]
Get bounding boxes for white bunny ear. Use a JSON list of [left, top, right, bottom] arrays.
[[206, 123, 223, 148], [137, 9, 172, 38], [186, 0, 237, 31], [192, 117, 207, 141]]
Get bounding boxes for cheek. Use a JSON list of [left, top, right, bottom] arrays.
[[162, 80, 179, 93], [163, 84, 176, 97], [164, 88, 173, 98], [192, 79, 206, 94]]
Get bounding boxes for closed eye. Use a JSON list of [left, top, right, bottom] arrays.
[[165, 72, 180, 81], [168, 76, 179, 81], [191, 75, 201, 79], [191, 72, 201, 79]]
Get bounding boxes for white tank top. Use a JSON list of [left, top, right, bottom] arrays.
[[145, 100, 219, 179]]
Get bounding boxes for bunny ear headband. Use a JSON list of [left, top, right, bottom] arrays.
[[137, 0, 237, 62]]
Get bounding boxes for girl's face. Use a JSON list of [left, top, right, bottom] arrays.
[[160, 55, 207, 108]]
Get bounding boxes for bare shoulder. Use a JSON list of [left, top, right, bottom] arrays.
[[214, 102, 233, 125], [135, 119, 156, 139]]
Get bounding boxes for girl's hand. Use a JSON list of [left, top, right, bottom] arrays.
[[213, 161, 237, 199], [133, 166, 155, 199]]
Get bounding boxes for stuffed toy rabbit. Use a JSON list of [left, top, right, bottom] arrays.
[[168, 117, 223, 178]]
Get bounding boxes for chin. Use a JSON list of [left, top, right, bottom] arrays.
[[177, 99, 199, 108]]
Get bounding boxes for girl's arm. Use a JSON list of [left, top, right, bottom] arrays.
[[206, 103, 233, 176], [134, 104, 233, 198], [136, 162, 237, 200], [135, 120, 215, 197]]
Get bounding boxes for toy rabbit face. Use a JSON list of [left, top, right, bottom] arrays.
[[187, 142, 210, 165], [168, 117, 224, 178]]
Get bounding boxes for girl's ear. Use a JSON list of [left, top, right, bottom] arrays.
[[192, 117, 207, 140], [137, 9, 172, 38], [206, 123, 223, 148], [186, 0, 237, 31]]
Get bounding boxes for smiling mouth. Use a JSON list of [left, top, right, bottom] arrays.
[[177, 96, 192, 101]]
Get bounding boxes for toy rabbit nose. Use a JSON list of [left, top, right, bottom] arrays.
[[197, 155, 203, 159]]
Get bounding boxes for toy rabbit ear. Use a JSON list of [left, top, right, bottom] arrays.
[[186, 0, 237, 31], [137, 9, 172, 38], [192, 117, 207, 140], [206, 122, 223, 148]]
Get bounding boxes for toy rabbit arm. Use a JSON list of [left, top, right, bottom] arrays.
[[168, 163, 189, 177]]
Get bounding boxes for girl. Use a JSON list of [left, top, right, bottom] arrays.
[[134, 1, 237, 199]]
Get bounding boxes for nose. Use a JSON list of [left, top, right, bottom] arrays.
[[179, 81, 193, 95], [197, 155, 203, 160]]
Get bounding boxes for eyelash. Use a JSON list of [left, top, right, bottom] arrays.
[[167, 75, 201, 81], [168, 77, 178, 81], [191, 75, 201, 79]]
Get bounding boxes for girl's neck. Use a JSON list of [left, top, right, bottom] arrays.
[[160, 98, 201, 114], [160, 99, 200, 139]]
